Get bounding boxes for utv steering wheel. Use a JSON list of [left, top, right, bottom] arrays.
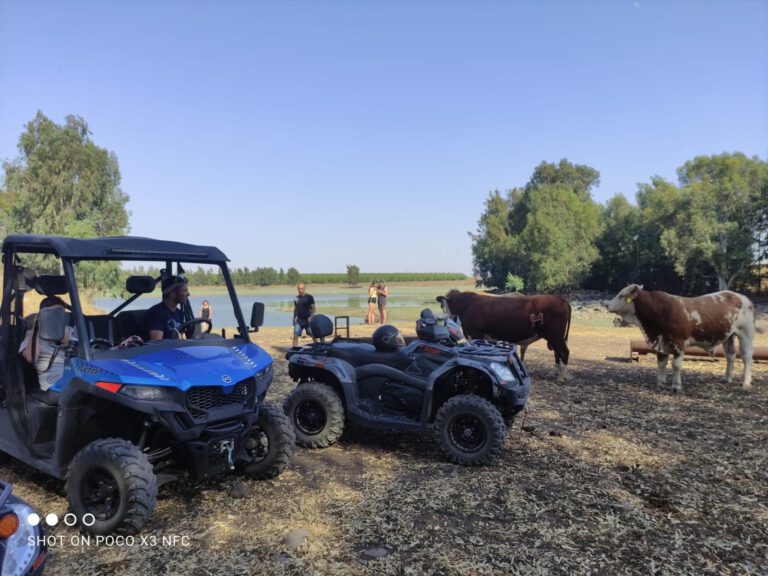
[[178, 318, 213, 337], [89, 338, 114, 350]]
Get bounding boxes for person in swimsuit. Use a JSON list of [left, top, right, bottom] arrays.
[[367, 281, 377, 324]]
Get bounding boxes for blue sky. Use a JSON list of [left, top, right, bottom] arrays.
[[1, 0, 766, 274]]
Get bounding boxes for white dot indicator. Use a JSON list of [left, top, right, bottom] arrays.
[[45, 513, 59, 526], [63, 513, 77, 527], [28, 513, 40, 526]]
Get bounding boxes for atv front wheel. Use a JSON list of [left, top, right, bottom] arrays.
[[434, 395, 507, 466], [239, 403, 295, 480], [66, 438, 157, 535], [283, 382, 345, 448]]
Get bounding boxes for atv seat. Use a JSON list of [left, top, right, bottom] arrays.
[[328, 342, 411, 370]]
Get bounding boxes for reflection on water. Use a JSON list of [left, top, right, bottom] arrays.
[[93, 292, 432, 328]]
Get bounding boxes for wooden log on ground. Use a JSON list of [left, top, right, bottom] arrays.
[[629, 339, 768, 363]]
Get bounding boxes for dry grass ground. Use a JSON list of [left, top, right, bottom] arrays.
[[3, 318, 767, 575]]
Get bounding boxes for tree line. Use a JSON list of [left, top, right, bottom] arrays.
[[122, 265, 466, 288], [472, 156, 768, 294]]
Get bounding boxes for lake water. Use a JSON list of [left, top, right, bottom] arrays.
[[93, 291, 433, 328]]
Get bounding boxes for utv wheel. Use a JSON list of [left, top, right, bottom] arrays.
[[283, 383, 344, 448], [434, 395, 507, 466], [240, 403, 296, 480], [66, 438, 157, 535]]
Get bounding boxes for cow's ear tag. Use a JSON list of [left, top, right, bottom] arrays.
[[625, 297, 633, 303]]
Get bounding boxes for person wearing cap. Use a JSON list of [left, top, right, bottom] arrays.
[[145, 275, 190, 340]]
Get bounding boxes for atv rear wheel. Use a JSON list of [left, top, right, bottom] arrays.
[[434, 395, 507, 466], [66, 438, 157, 535], [239, 403, 295, 480], [283, 382, 344, 448]]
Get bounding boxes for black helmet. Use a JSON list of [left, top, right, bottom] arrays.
[[372, 325, 405, 351]]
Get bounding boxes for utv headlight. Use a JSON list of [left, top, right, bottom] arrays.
[[255, 364, 273, 380], [490, 362, 516, 382], [121, 385, 171, 401]]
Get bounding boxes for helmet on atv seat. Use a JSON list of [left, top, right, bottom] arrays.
[[372, 325, 405, 351]]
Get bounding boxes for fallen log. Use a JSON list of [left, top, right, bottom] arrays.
[[629, 339, 768, 363]]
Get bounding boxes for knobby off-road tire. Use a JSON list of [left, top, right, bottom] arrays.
[[434, 395, 507, 466], [283, 382, 345, 448], [66, 438, 157, 535], [240, 402, 296, 480]]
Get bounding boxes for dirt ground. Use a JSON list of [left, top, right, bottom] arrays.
[[3, 317, 767, 575]]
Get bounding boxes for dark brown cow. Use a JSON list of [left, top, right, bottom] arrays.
[[608, 284, 755, 392], [437, 290, 572, 382]]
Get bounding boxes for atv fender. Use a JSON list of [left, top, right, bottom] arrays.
[[288, 356, 358, 408], [420, 359, 500, 424]]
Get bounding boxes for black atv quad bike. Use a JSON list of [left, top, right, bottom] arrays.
[[284, 311, 531, 466]]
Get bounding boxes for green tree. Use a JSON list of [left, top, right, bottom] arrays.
[[286, 267, 300, 285], [0, 112, 130, 292], [2, 112, 129, 238], [662, 153, 768, 290], [514, 184, 602, 291], [586, 194, 642, 290], [526, 159, 600, 201], [471, 159, 603, 291], [470, 190, 517, 288], [346, 264, 360, 286]]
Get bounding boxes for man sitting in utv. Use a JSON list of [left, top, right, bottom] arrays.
[[145, 275, 189, 340], [19, 296, 78, 390]]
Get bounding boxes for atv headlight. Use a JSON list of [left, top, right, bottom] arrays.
[[490, 362, 515, 382], [121, 385, 171, 401]]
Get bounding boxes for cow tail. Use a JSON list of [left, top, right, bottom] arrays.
[[562, 297, 572, 342]]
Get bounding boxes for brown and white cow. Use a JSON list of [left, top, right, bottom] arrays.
[[608, 284, 755, 391], [437, 290, 572, 382]]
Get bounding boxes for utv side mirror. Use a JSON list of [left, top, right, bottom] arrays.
[[250, 302, 265, 331], [38, 306, 67, 343]]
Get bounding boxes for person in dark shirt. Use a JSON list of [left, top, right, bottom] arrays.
[[292, 282, 316, 347], [200, 300, 213, 325], [145, 275, 190, 340], [377, 280, 389, 324]]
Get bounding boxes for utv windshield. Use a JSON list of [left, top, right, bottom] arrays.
[[72, 259, 251, 344]]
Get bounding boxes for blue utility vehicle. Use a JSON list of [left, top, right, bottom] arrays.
[[0, 235, 294, 535]]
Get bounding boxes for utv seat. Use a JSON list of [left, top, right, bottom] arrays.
[[85, 314, 119, 345], [24, 306, 72, 404], [116, 309, 149, 342]]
